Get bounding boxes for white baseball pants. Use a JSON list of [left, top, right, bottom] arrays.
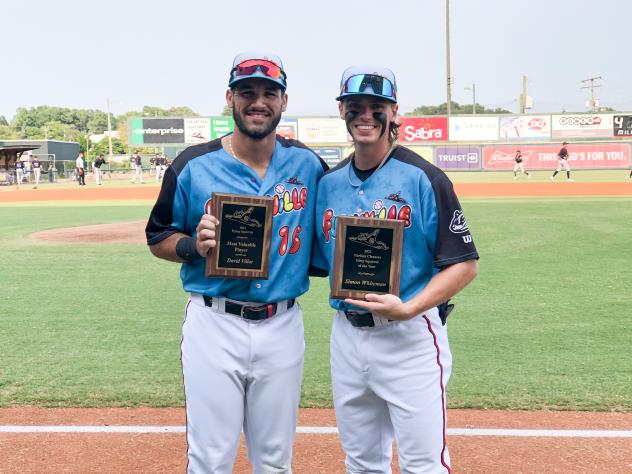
[[131, 164, 144, 182], [556, 158, 571, 172], [331, 307, 452, 474], [182, 295, 304, 474]]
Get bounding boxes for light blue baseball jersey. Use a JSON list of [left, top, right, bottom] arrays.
[[314, 145, 479, 311], [146, 135, 327, 302]]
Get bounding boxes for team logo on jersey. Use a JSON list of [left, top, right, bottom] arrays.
[[449, 210, 469, 234], [349, 229, 389, 250], [322, 200, 412, 242], [270, 183, 308, 216], [385, 191, 406, 203], [286, 176, 303, 186]]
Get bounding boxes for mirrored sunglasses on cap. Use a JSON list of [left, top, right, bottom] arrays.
[[230, 59, 287, 85], [338, 74, 397, 102]]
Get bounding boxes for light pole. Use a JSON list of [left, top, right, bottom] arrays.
[[465, 84, 476, 114], [106, 98, 114, 161], [445, 0, 452, 116], [581, 76, 602, 112]]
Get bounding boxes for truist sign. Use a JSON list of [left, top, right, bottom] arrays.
[[398, 117, 448, 142], [434, 146, 481, 170]]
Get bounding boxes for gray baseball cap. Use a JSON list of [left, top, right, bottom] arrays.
[[228, 51, 287, 90], [336, 65, 398, 103]]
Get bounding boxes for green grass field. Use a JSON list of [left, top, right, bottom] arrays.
[[1, 196, 631, 411]]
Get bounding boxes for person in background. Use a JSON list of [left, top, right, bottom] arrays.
[[47, 158, 55, 183], [130, 151, 144, 184], [550, 141, 572, 182], [15, 158, 24, 188], [31, 156, 41, 188], [93, 153, 107, 185], [75, 152, 86, 186], [513, 149, 530, 179]]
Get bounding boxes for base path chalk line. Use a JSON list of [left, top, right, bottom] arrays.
[[1, 426, 631, 438]]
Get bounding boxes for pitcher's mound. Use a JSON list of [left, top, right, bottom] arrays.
[[32, 220, 147, 244]]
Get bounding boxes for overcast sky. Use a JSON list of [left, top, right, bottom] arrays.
[[3, 0, 631, 120]]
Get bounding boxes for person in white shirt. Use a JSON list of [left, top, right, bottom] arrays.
[[76, 152, 86, 186]]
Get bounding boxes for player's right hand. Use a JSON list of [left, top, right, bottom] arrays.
[[195, 214, 219, 256]]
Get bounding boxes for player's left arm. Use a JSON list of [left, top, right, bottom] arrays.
[[347, 172, 479, 319], [346, 259, 477, 320]]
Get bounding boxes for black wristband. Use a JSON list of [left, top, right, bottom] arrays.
[[175, 236, 202, 262]]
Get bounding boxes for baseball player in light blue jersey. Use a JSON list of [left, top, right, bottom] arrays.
[[146, 52, 327, 474], [313, 66, 479, 473]]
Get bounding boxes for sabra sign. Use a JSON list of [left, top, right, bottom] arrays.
[[398, 117, 448, 142], [483, 143, 631, 170]]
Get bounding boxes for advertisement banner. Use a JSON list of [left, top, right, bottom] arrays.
[[551, 114, 613, 138], [613, 115, 632, 137], [184, 118, 212, 143], [482, 143, 631, 170], [449, 116, 498, 141], [298, 118, 348, 143], [401, 146, 434, 163], [398, 117, 448, 142], [131, 118, 185, 144], [277, 118, 298, 139], [311, 147, 342, 166], [210, 117, 234, 139], [434, 146, 482, 170], [499, 116, 550, 140]]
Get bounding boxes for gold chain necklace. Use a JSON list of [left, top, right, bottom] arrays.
[[228, 136, 240, 161]]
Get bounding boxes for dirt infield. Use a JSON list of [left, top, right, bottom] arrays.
[[32, 220, 147, 244], [1, 408, 630, 473]]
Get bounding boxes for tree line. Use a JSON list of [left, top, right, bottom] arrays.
[[0, 106, 199, 155], [1, 102, 511, 154]]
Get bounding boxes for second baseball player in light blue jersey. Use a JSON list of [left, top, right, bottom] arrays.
[[147, 136, 325, 301], [315, 145, 478, 312], [313, 65, 479, 474]]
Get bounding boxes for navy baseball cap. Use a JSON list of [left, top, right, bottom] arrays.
[[336, 65, 398, 103], [228, 52, 287, 90]]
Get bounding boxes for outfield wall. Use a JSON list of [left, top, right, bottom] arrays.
[[127, 114, 632, 170]]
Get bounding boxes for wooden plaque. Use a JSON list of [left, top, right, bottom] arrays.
[[206, 193, 274, 279], [331, 216, 403, 299]]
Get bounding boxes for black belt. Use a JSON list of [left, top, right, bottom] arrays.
[[203, 296, 295, 321], [345, 311, 376, 328]]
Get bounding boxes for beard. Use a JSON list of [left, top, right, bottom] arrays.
[[233, 107, 282, 140]]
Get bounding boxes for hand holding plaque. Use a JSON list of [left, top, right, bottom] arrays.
[[331, 216, 403, 299], [206, 192, 274, 279]]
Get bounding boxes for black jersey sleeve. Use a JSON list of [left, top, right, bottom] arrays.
[[145, 165, 183, 245], [430, 174, 479, 268]]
